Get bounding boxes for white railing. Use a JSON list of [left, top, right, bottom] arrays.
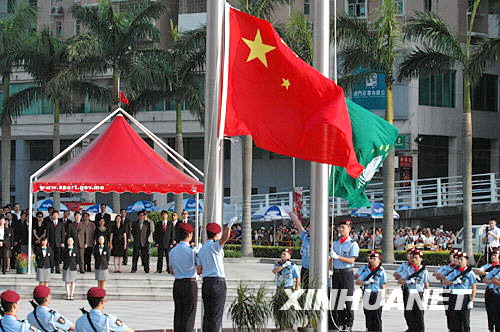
[[225, 172, 500, 218]]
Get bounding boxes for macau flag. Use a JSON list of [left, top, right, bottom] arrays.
[[330, 99, 399, 207]]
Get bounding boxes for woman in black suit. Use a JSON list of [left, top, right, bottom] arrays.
[[34, 237, 54, 286], [62, 237, 79, 300], [0, 218, 13, 274], [93, 235, 110, 289]]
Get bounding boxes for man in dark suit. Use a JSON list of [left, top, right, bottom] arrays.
[[95, 204, 111, 227], [154, 210, 174, 273], [131, 211, 151, 273], [42, 207, 54, 224], [120, 209, 132, 265], [60, 210, 72, 234], [44, 210, 65, 273]]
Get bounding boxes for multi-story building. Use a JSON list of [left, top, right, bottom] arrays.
[[0, 0, 498, 211]]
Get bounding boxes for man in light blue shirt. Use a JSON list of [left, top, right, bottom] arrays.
[[196, 221, 233, 332], [75, 287, 131, 332], [289, 211, 310, 287], [0, 290, 39, 332], [481, 248, 499, 331], [329, 219, 359, 331], [27, 285, 74, 331], [272, 249, 300, 289], [168, 222, 197, 332]]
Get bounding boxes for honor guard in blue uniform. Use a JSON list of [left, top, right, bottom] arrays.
[[289, 211, 310, 287], [0, 290, 39, 332], [27, 285, 74, 331], [74, 287, 132, 332], [485, 261, 500, 332], [475, 248, 499, 332], [355, 251, 386, 332], [398, 249, 429, 332], [442, 251, 476, 332], [169, 222, 198, 332], [433, 248, 459, 330], [272, 249, 300, 290], [329, 219, 359, 331], [393, 248, 414, 330], [196, 221, 233, 332]]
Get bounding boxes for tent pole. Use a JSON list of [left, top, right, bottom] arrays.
[[28, 177, 34, 274], [195, 193, 200, 245]]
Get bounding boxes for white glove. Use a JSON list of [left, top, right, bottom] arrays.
[[228, 217, 237, 229], [408, 278, 416, 284], [283, 206, 292, 214], [453, 279, 462, 285], [282, 261, 291, 268], [328, 270, 333, 277], [380, 299, 385, 307], [330, 251, 339, 260], [467, 301, 473, 309]]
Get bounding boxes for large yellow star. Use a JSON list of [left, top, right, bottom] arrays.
[[281, 78, 291, 90], [242, 30, 276, 68]]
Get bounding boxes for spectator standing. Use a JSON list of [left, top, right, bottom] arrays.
[[94, 217, 109, 245], [109, 215, 127, 273], [33, 212, 47, 247], [45, 210, 65, 274], [82, 212, 95, 273], [154, 210, 174, 273], [13, 211, 29, 255], [120, 209, 132, 266], [483, 218, 500, 263], [0, 218, 13, 274], [35, 237, 53, 286], [131, 211, 151, 273], [94, 204, 111, 227]]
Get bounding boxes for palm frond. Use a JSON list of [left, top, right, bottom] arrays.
[[3, 86, 45, 118], [397, 47, 456, 81], [69, 81, 112, 106], [70, 3, 109, 38], [129, 0, 167, 27], [126, 89, 166, 114], [338, 71, 380, 93], [466, 37, 500, 84], [339, 46, 383, 75], [237, 0, 293, 20], [279, 12, 313, 64], [67, 33, 102, 62], [335, 15, 376, 50]]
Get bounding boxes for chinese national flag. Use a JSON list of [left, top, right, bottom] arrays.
[[120, 91, 129, 105], [223, 8, 363, 178]]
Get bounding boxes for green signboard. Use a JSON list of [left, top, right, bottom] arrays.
[[395, 135, 408, 150]]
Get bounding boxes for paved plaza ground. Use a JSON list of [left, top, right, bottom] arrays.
[[5, 259, 490, 331]]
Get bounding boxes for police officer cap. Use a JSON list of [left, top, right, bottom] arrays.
[[491, 248, 500, 254], [1, 290, 20, 303], [206, 223, 222, 234], [338, 220, 353, 226], [457, 252, 469, 259], [369, 251, 382, 259], [282, 248, 293, 256], [406, 248, 414, 253], [453, 251, 463, 258], [412, 249, 423, 257], [449, 248, 460, 255], [33, 285, 50, 298], [178, 222, 194, 233], [87, 287, 106, 298]]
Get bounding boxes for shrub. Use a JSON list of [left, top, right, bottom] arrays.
[[16, 253, 29, 268]]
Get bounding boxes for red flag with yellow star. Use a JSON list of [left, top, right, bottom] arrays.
[[223, 7, 363, 177]]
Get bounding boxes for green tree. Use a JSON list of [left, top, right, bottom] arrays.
[[0, 4, 36, 205], [398, 0, 499, 260], [336, 0, 401, 262]]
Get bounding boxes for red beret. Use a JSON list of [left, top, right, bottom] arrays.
[[412, 249, 423, 257], [282, 248, 293, 255], [178, 222, 194, 233], [491, 248, 499, 254], [450, 249, 460, 255], [338, 220, 353, 226], [1, 290, 20, 303], [33, 285, 50, 298], [453, 251, 463, 258], [457, 252, 469, 259], [87, 287, 106, 298], [370, 252, 382, 259], [406, 248, 414, 253], [206, 223, 221, 234]]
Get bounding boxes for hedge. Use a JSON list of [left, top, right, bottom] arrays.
[[126, 246, 241, 258], [224, 245, 486, 266]]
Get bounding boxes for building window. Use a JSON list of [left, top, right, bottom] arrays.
[[251, 188, 258, 195], [472, 138, 490, 174], [417, 135, 448, 179], [424, 0, 432, 11], [304, 0, 310, 15], [55, 21, 62, 37], [395, 0, 404, 15], [418, 71, 456, 107], [184, 137, 204, 160], [347, 0, 366, 17], [471, 74, 497, 112], [269, 187, 277, 193]]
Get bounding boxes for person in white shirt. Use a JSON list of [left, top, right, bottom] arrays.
[[483, 218, 500, 263]]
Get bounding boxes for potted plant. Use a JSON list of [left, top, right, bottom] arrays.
[[16, 253, 29, 274], [297, 289, 322, 332], [228, 282, 269, 331], [271, 285, 301, 331]]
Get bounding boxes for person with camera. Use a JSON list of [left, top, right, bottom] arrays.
[[483, 218, 500, 264]]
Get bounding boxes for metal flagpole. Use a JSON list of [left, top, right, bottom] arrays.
[[310, 1, 330, 331], [203, 0, 225, 233]]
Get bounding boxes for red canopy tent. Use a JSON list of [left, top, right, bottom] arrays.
[[28, 110, 204, 273], [32, 115, 203, 194]]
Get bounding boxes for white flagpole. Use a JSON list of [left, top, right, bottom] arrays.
[[310, 1, 330, 331], [203, 0, 225, 233]]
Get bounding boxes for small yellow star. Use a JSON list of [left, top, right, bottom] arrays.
[[379, 145, 384, 151], [281, 78, 291, 90], [242, 30, 276, 68], [385, 144, 390, 152]]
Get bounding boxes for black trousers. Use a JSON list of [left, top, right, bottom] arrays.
[[84, 247, 93, 271], [156, 247, 169, 272], [300, 267, 309, 288], [485, 288, 495, 331], [132, 246, 150, 272], [0, 247, 9, 273], [449, 294, 471, 332], [492, 292, 500, 332], [406, 292, 425, 332], [443, 288, 451, 330], [53, 246, 63, 271], [331, 269, 355, 328], [173, 279, 198, 332], [202, 277, 227, 332], [401, 285, 412, 329], [363, 291, 383, 332]]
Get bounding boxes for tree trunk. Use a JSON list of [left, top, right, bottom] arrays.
[[1, 74, 11, 205], [174, 101, 184, 215], [111, 70, 120, 213], [462, 78, 474, 263], [382, 84, 395, 263], [241, 135, 253, 257], [53, 99, 61, 210]]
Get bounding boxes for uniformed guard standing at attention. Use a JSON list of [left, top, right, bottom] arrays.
[[443, 251, 477, 332], [289, 211, 310, 287], [196, 221, 233, 332], [398, 249, 429, 332], [168, 223, 198, 332], [485, 261, 500, 331], [393, 248, 414, 330], [27, 285, 74, 331], [74, 287, 132, 332], [355, 251, 386, 332], [475, 248, 499, 332], [433, 248, 459, 330], [0, 290, 39, 331]]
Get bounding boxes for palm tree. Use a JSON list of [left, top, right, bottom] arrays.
[[67, 0, 166, 210], [127, 23, 206, 214], [336, 0, 401, 262], [0, 4, 36, 205], [4, 29, 110, 210], [398, 0, 499, 260]]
